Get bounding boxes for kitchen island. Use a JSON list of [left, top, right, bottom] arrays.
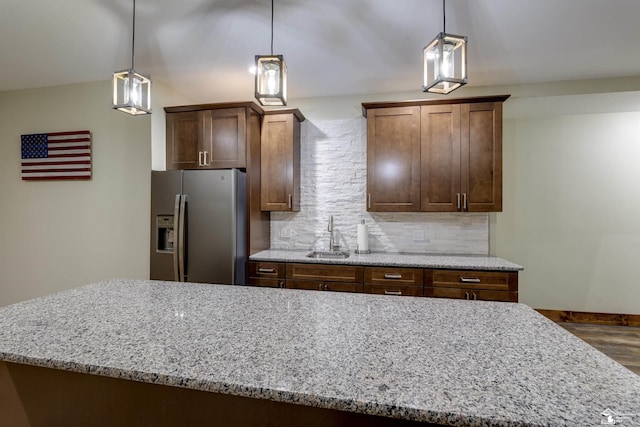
[[1, 279, 639, 426]]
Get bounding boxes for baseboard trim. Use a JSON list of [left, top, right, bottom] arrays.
[[536, 309, 640, 327]]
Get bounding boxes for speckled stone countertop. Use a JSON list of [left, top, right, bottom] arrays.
[[1, 279, 639, 426], [250, 249, 524, 271]]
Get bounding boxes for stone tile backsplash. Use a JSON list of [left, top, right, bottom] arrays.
[[270, 118, 489, 255]]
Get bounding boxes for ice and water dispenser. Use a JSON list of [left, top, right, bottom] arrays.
[[156, 215, 174, 253]]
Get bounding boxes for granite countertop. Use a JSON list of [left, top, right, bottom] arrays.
[[250, 249, 524, 271], [1, 279, 639, 426]]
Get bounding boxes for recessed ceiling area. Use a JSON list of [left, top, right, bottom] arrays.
[[1, 0, 640, 102]]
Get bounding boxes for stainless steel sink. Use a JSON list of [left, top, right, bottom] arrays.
[[305, 250, 350, 259]]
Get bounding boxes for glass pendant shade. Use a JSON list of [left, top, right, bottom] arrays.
[[422, 32, 467, 94], [113, 68, 151, 115], [255, 55, 287, 106]]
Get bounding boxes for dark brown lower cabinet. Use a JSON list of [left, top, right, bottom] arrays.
[[424, 269, 518, 302], [424, 287, 517, 302], [286, 263, 364, 293], [247, 261, 518, 302], [287, 279, 364, 293], [247, 261, 285, 288], [250, 277, 285, 288], [364, 284, 423, 297], [364, 266, 423, 297]]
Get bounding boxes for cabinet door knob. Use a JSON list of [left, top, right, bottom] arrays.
[[288, 194, 292, 209], [279, 281, 285, 288], [464, 292, 470, 300], [384, 273, 402, 280], [384, 290, 402, 296], [198, 151, 203, 167], [463, 193, 468, 210], [457, 193, 461, 210], [258, 267, 276, 274], [368, 194, 371, 209], [203, 151, 210, 166], [460, 277, 481, 283]]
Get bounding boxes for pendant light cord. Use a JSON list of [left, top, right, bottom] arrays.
[[131, 0, 136, 69], [442, 0, 446, 33], [270, 0, 274, 55]]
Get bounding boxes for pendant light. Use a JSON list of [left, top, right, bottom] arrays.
[[112, 0, 151, 115], [255, 0, 287, 106], [422, 0, 467, 94]]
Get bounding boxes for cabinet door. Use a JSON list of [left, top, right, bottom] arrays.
[[287, 280, 363, 293], [424, 287, 517, 302], [248, 277, 286, 288], [364, 283, 424, 297], [424, 268, 518, 302], [202, 108, 246, 169], [286, 263, 363, 283], [248, 261, 286, 279], [166, 112, 201, 170], [366, 107, 421, 211], [420, 105, 461, 211], [261, 113, 300, 211], [364, 267, 423, 286], [461, 102, 503, 212]]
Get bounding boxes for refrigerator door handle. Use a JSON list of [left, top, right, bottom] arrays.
[[178, 195, 187, 282], [173, 194, 181, 282]]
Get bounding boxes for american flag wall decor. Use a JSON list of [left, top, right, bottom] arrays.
[[20, 131, 92, 181]]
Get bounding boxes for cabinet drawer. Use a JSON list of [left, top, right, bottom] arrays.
[[364, 284, 423, 297], [247, 277, 285, 288], [286, 263, 363, 283], [426, 269, 518, 292], [287, 280, 363, 293], [248, 261, 286, 278], [364, 266, 423, 286], [425, 287, 518, 302]]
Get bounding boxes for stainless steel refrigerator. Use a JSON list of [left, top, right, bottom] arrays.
[[150, 169, 246, 285]]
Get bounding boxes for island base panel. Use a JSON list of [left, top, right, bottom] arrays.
[[1, 361, 436, 427]]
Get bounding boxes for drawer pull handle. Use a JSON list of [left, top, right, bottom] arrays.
[[384, 290, 402, 296], [384, 273, 402, 280], [460, 277, 481, 283], [258, 268, 276, 273]]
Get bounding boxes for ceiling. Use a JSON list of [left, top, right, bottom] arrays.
[[2, 0, 640, 103]]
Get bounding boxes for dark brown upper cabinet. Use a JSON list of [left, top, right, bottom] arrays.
[[165, 102, 264, 170], [365, 106, 421, 212], [260, 109, 304, 212], [363, 95, 509, 212]]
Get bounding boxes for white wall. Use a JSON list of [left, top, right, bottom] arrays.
[[497, 93, 640, 314], [270, 118, 489, 255], [0, 81, 151, 306]]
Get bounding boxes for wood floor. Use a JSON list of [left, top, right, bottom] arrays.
[[558, 322, 640, 376]]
